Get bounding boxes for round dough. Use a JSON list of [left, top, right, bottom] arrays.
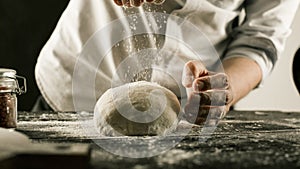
[[94, 81, 181, 136]]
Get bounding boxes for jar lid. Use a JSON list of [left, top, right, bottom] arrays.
[[0, 68, 17, 78], [0, 68, 26, 94]]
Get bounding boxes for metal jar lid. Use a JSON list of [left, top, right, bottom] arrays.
[[0, 68, 26, 94]]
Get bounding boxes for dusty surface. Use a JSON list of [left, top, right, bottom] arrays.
[[16, 110, 300, 169]]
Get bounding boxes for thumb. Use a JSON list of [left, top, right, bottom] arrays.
[[182, 60, 207, 88]]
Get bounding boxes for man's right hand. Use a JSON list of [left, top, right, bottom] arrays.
[[182, 60, 234, 126]]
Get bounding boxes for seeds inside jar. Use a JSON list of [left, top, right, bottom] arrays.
[[0, 90, 17, 128]]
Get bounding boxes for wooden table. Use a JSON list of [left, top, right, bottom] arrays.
[[14, 110, 300, 169]]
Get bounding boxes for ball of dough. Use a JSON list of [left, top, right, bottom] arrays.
[[94, 81, 181, 136]]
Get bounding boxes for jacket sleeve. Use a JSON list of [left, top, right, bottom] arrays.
[[224, 0, 299, 81]]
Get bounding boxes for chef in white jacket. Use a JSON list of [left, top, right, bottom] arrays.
[[34, 0, 299, 125]]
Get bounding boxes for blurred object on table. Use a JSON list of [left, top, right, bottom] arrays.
[[293, 48, 300, 94]]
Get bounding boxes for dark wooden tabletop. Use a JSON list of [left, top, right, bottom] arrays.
[[16, 110, 300, 169]]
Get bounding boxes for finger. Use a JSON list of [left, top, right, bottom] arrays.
[[130, 0, 144, 7], [182, 60, 208, 88], [197, 106, 225, 120], [198, 90, 232, 106], [184, 102, 201, 124], [122, 0, 131, 7], [206, 106, 226, 120], [205, 106, 226, 126], [187, 92, 201, 104], [184, 105, 226, 125], [114, 0, 123, 6], [184, 94, 201, 123], [184, 101, 212, 124], [187, 90, 232, 106], [193, 73, 229, 91]]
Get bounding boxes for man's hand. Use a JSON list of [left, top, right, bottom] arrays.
[[113, 0, 161, 7], [182, 60, 234, 126]]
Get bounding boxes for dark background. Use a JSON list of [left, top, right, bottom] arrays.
[[0, 0, 69, 110]]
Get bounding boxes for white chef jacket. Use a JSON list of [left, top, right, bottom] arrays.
[[35, 0, 299, 111]]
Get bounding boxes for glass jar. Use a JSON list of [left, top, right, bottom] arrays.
[[0, 68, 26, 128]]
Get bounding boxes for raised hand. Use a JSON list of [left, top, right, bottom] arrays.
[[182, 60, 233, 126]]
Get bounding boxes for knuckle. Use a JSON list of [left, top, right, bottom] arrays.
[[210, 73, 228, 89]]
